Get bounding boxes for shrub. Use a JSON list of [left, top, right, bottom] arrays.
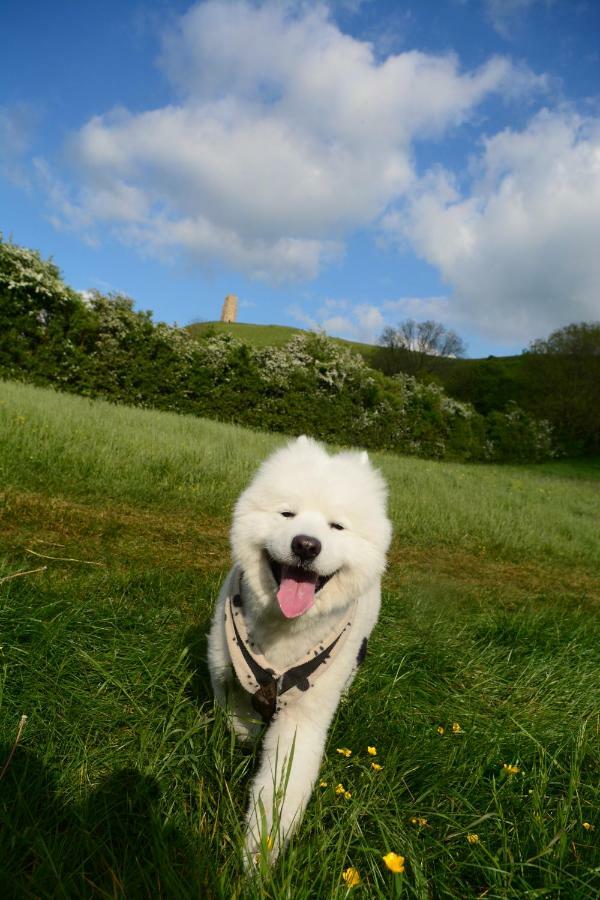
[[0, 235, 557, 463]]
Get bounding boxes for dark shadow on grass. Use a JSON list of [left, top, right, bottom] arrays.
[[0, 747, 209, 898], [183, 621, 213, 707], [182, 622, 265, 767]]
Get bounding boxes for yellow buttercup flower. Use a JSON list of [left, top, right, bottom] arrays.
[[437, 725, 445, 735], [367, 746, 377, 756], [344, 790, 352, 800], [342, 866, 361, 887], [382, 852, 405, 874], [451, 722, 462, 733], [319, 780, 328, 788], [503, 763, 520, 775], [410, 816, 428, 827], [466, 833, 480, 844], [335, 783, 346, 794], [371, 762, 383, 772], [337, 747, 352, 757], [582, 822, 594, 831]]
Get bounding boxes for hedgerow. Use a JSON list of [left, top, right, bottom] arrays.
[[0, 235, 556, 462]]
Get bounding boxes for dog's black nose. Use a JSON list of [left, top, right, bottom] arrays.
[[291, 534, 322, 560]]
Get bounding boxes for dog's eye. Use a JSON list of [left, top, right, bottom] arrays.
[[330, 522, 344, 531], [280, 511, 296, 518]]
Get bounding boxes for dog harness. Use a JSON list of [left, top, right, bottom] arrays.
[[224, 566, 359, 723]]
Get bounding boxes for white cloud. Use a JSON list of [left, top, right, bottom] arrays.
[[387, 109, 600, 342], [34, 158, 99, 246], [382, 295, 453, 321], [288, 304, 321, 332], [289, 297, 459, 344], [0, 103, 39, 189], [117, 214, 342, 281], [43, 0, 544, 282], [333, 0, 376, 15], [484, 0, 554, 38], [314, 302, 385, 343]]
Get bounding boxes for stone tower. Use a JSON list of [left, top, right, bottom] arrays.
[[220, 294, 238, 323]]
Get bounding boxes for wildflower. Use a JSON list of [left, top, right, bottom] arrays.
[[382, 852, 405, 874], [502, 763, 520, 776], [367, 746, 377, 756], [371, 762, 383, 772], [344, 790, 352, 800], [466, 833, 480, 844], [410, 816, 428, 827], [337, 747, 352, 758], [451, 722, 462, 733], [342, 866, 361, 887], [266, 836, 274, 851], [319, 781, 328, 788], [335, 783, 346, 794], [582, 822, 594, 831], [437, 726, 445, 735]]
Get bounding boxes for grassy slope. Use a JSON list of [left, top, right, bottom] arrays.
[[186, 320, 379, 357], [0, 381, 598, 898], [187, 321, 305, 348], [185, 320, 522, 366]]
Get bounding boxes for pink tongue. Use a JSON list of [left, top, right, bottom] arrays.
[[277, 566, 318, 618]]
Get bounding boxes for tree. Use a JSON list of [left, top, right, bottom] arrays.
[[522, 322, 600, 454], [378, 319, 466, 375], [527, 321, 600, 357], [0, 234, 87, 379]]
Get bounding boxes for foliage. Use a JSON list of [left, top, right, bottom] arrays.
[[522, 322, 600, 454], [528, 321, 600, 356], [0, 234, 87, 382], [187, 318, 600, 457], [0, 235, 558, 462], [379, 318, 466, 375]]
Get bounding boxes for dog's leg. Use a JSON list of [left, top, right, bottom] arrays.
[[212, 668, 261, 744], [207, 589, 262, 744], [244, 703, 332, 865]]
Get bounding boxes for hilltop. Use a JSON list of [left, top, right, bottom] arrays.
[[186, 320, 528, 411], [186, 320, 375, 356], [186, 321, 600, 456], [1, 233, 597, 456], [186, 320, 511, 361]]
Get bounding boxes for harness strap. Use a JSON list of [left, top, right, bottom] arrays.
[[224, 566, 357, 723]]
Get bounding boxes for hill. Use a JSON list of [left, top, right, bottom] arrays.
[[187, 321, 600, 453], [185, 321, 529, 408], [186, 319, 375, 356], [1, 234, 596, 456], [1, 233, 556, 463], [186, 319, 515, 361], [187, 320, 303, 347], [1, 380, 598, 897]]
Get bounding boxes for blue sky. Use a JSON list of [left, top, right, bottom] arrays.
[[1, 0, 599, 357]]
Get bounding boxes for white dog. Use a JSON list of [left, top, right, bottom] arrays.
[[207, 436, 391, 863]]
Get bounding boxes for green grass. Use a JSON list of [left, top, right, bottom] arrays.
[[184, 320, 525, 369], [186, 320, 376, 357], [186, 321, 305, 348], [1, 380, 598, 898]]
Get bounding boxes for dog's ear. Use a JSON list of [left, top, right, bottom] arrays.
[[359, 451, 369, 465]]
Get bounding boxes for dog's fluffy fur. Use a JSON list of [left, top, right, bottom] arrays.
[[208, 436, 391, 862]]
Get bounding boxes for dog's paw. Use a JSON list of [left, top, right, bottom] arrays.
[[242, 830, 278, 871], [232, 714, 262, 745]]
